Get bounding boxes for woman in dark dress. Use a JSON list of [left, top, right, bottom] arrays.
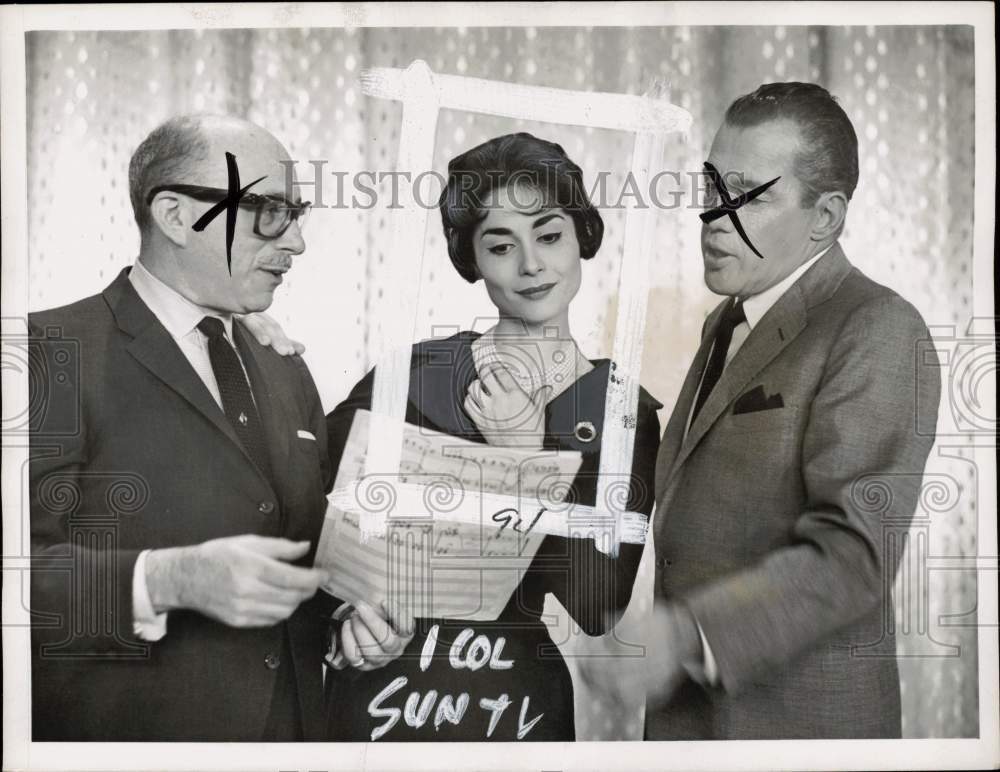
[[324, 133, 661, 741]]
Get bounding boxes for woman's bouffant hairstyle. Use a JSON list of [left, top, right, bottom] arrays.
[[438, 133, 604, 283]]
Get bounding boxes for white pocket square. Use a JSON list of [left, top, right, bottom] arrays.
[[297, 429, 316, 441]]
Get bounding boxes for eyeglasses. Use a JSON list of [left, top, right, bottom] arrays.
[[145, 184, 312, 239]]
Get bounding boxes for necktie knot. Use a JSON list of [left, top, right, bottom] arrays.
[[723, 299, 746, 330], [197, 316, 227, 341]]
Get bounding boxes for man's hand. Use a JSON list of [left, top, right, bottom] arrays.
[[145, 535, 328, 627], [577, 599, 704, 713], [239, 311, 305, 356], [337, 600, 416, 671], [464, 365, 552, 448]]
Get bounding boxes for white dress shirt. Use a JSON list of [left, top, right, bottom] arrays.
[[683, 244, 833, 685], [127, 259, 240, 641]]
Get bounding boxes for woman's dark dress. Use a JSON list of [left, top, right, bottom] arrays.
[[324, 332, 661, 741]]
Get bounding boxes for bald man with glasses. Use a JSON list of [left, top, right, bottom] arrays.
[[28, 114, 408, 741]]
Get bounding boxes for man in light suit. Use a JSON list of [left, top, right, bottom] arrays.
[[582, 82, 940, 739], [29, 114, 369, 740]]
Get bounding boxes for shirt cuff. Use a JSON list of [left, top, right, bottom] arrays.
[[681, 615, 720, 688], [697, 620, 720, 686], [132, 549, 168, 641]]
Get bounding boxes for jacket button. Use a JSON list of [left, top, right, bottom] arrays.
[[656, 557, 672, 569], [258, 501, 275, 514], [264, 652, 281, 670]]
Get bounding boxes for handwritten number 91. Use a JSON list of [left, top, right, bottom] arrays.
[[491, 507, 545, 535]]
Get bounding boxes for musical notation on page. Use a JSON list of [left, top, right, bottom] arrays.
[[315, 410, 584, 620]]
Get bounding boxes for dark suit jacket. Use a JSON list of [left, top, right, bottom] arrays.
[[647, 245, 940, 739], [29, 268, 334, 741]]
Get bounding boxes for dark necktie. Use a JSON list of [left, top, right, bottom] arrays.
[[691, 298, 746, 423], [197, 317, 273, 483]]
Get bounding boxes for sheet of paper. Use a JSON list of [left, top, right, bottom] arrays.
[[316, 410, 584, 620]]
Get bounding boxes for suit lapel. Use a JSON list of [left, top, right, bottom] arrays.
[[105, 268, 266, 481], [663, 244, 854, 488], [676, 290, 806, 464], [233, 323, 291, 494], [654, 314, 717, 498]]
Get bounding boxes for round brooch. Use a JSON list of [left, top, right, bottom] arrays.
[[574, 421, 597, 444]]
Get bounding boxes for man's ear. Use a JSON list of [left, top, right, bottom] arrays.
[[148, 192, 191, 248], [811, 190, 848, 241]]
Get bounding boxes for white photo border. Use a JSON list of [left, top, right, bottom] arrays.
[[2, 3, 995, 771]]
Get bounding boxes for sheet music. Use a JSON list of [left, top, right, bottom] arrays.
[[316, 410, 584, 620]]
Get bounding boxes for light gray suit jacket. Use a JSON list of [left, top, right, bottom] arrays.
[[647, 244, 940, 739]]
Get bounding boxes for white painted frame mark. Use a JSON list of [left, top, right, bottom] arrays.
[[357, 60, 692, 551]]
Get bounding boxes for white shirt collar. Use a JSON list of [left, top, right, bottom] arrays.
[[741, 243, 834, 330], [129, 259, 233, 341]]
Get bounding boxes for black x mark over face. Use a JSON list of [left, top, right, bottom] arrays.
[[147, 151, 312, 276], [699, 161, 781, 259], [190, 152, 266, 274]]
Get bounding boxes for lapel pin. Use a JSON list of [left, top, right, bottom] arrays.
[[238, 412, 248, 426]]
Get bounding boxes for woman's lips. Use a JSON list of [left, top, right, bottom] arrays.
[[516, 282, 557, 300]]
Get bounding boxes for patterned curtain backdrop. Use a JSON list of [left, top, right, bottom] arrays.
[[25, 25, 976, 739]]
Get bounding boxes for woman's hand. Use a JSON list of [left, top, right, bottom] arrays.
[[238, 312, 305, 356], [330, 600, 416, 672], [464, 365, 552, 448]]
